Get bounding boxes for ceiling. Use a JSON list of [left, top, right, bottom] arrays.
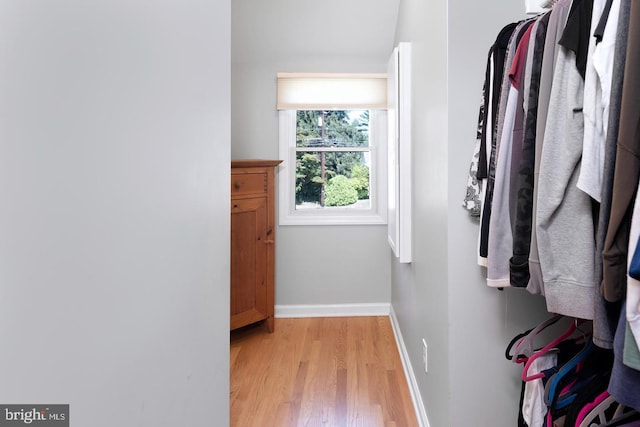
[[232, 0, 400, 64]]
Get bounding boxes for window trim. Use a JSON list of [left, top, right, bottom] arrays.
[[278, 109, 387, 226]]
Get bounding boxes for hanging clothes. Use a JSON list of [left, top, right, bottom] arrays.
[[468, 0, 640, 421], [477, 20, 529, 267], [625, 169, 640, 367], [487, 21, 536, 287], [592, 0, 628, 350], [510, 11, 551, 288], [609, 302, 640, 412], [528, 0, 573, 297], [577, 0, 608, 202], [601, 0, 640, 304], [535, 0, 596, 320]]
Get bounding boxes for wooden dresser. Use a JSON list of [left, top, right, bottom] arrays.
[[230, 160, 282, 332]]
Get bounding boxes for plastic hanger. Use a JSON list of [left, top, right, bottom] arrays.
[[506, 314, 565, 363], [544, 340, 596, 408], [576, 391, 611, 426], [521, 318, 583, 381], [544, 332, 616, 425], [579, 394, 640, 427], [505, 328, 534, 362], [544, 341, 595, 409], [604, 407, 640, 427]]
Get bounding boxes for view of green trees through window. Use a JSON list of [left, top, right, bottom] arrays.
[[295, 110, 371, 209]]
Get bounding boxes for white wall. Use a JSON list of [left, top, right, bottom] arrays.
[[392, 0, 553, 426], [232, 5, 394, 306], [391, 0, 451, 425], [0, 1, 230, 426]]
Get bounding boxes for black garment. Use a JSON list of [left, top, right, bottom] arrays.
[[558, 0, 594, 80], [594, 0, 615, 43], [510, 12, 551, 287], [477, 22, 519, 258], [476, 48, 492, 181], [509, 25, 533, 234], [518, 380, 528, 427], [477, 22, 519, 180], [479, 20, 532, 259]]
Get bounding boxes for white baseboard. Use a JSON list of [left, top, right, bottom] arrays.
[[389, 306, 430, 427], [274, 303, 390, 318]]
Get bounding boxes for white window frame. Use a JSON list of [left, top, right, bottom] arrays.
[[278, 109, 387, 226]]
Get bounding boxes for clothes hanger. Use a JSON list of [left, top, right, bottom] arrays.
[[544, 340, 596, 408], [576, 391, 611, 426], [505, 328, 534, 362], [580, 396, 640, 427], [543, 320, 602, 408], [579, 394, 616, 427], [542, 336, 614, 426], [506, 314, 564, 363], [604, 407, 640, 427], [521, 318, 584, 381], [563, 373, 614, 427]]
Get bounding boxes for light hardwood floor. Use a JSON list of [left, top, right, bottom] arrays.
[[230, 316, 419, 427]]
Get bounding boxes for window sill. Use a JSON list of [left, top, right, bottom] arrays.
[[279, 212, 387, 226]]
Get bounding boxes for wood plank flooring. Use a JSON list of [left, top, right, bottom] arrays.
[[230, 316, 419, 427]]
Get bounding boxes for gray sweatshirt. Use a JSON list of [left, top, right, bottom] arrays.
[[536, 43, 595, 319]]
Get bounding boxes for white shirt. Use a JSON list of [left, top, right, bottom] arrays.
[[577, 0, 608, 202]]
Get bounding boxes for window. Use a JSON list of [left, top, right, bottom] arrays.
[[277, 73, 388, 225], [278, 109, 387, 225]]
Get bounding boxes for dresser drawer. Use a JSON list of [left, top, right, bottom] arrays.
[[231, 172, 267, 196]]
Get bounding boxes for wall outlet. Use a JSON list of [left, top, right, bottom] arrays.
[[422, 338, 428, 373]]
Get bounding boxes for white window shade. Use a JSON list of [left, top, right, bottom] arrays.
[[276, 73, 387, 110]]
